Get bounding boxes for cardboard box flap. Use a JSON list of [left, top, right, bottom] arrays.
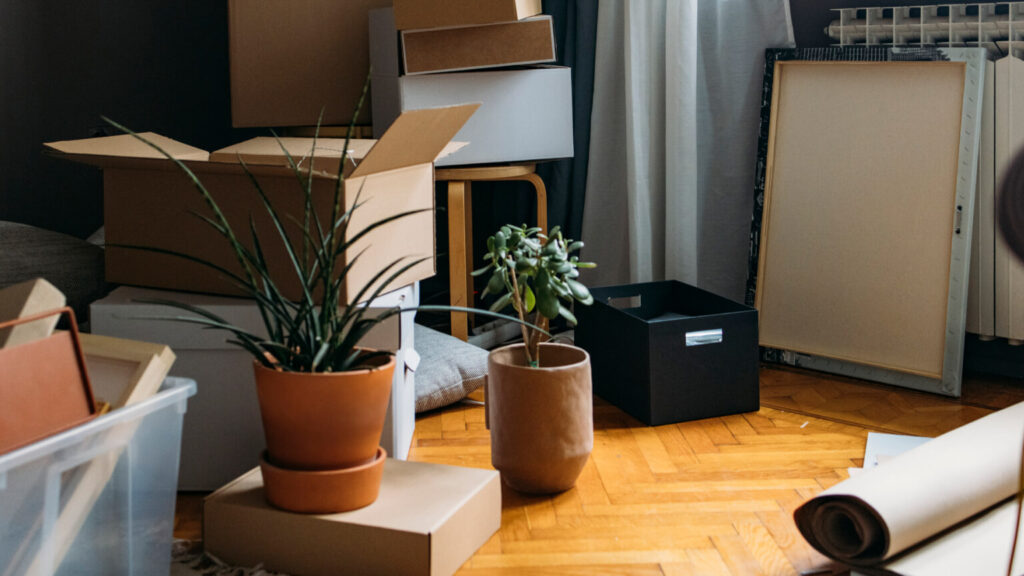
[[208, 137, 377, 177], [350, 104, 479, 178], [44, 132, 210, 166]]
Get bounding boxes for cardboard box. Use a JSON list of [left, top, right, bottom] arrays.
[[228, 0, 392, 128], [90, 284, 419, 489], [393, 0, 542, 30], [205, 460, 501, 576], [402, 16, 556, 75], [45, 105, 477, 301], [575, 281, 760, 426], [371, 8, 572, 166]]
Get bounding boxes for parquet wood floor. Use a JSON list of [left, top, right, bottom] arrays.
[[174, 365, 1024, 575]]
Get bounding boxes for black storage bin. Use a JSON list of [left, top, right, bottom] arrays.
[[575, 280, 759, 426]]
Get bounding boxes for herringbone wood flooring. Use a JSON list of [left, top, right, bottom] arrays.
[[175, 365, 1024, 575]]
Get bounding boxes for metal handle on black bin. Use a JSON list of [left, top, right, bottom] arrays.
[[686, 329, 723, 347]]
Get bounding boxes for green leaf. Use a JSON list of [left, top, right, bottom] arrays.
[[524, 284, 536, 313], [537, 286, 559, 319], [489, 292, 513, 313], [568, 241, 584, 252], [471, 263, 493, 277], [515, 257, 537, 272], [484, 272, 505, 298], [557, 304, 578, 325], [566, 279, 591, 301]]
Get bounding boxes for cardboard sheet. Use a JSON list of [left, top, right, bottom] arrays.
[[756, 61, 966, 379], [794, 401, 1024, 568], [401, 16, 555, 75]]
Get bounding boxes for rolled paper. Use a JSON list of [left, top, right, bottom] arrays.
[[794, 401, 1024, 566]]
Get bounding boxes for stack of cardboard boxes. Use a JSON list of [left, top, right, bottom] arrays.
[[371, 0, 575, 166], [36, 5, 512, 571]]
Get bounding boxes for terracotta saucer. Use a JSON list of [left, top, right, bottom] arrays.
[[259, 446, 387, 514]]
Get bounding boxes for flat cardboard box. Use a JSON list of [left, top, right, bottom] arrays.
[[575, 281, 760, 426], [393, 0, 542, 30], [45, 105, 477, 301], [205, 460, 501, 576], [371, 9, 572, 166], [90, 284, 420, 489], [228, 0, 392, 127], [402, 16, 555, 75], [0, 278, 65, 348]]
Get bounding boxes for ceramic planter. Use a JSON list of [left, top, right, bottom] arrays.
[[253, 353, 394, 513], [259, 447, 387, 514], [487, 342, 593, 494]]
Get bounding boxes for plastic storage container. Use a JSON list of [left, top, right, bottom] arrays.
[[0, 378, 195, 576]]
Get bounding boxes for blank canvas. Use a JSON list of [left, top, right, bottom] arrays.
[[756, 61, 966, 379]]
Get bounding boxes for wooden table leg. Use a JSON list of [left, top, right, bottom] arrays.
[[447, 180, 470, 341]]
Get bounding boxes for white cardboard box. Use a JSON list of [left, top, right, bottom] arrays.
[[205, 461, 501, 576], [369, 8, 573, 166], [90, 284, 419, 490]]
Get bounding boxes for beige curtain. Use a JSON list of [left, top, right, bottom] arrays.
[[581, 0, 794, 300]]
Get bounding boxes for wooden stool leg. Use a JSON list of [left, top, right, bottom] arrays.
[[525, 173, 548, 233], [447, 180, 471, 341], [464, 181, 474, 327]]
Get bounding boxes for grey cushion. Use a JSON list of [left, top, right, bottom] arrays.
[[0, 221, 109, 321], [414, 323, 488, 413]]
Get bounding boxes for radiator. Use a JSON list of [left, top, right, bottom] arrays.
[[828, 3, 1024, 343]]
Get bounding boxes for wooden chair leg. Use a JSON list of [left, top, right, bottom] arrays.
[[464, 181, 474, 330], [524, 173, 548, 233], [447, 180, 470, 341]]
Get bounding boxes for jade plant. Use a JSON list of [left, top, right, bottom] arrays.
[[474, 224, 596, 367], [103, 81, 538, 373]]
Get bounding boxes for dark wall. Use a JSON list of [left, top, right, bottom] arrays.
[[1, 1, 249, 238], [791, 0, 982, 47]]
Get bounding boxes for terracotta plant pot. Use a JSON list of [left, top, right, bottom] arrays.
[[259, 447, 387, 514], [253, 354, 394, 471], [487, 342, 593, 494]]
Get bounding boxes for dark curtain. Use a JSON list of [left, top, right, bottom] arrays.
[[536, 0, 599, 242], [419, 1, 599, 322]]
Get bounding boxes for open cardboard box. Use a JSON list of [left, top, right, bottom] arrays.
[[45, 105, 478, 302]]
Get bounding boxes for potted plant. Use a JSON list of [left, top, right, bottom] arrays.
[[101, 94, 537, 513], [473, 224, 597, 494]]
